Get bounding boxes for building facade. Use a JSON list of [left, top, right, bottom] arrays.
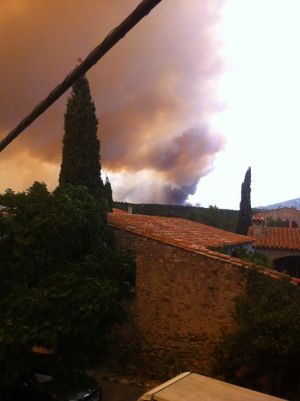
[[108, 210, 298, 374]]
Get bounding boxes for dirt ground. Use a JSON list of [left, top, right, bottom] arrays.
[[93, 364, 160, 401], [101, 380, 146, 401]]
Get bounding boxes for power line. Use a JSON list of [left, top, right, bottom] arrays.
[[0, 0, 162, 152]]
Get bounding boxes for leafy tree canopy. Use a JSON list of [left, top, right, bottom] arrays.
[[266, 217, 289, 227], [215, 270, 300, 399], [212, 246, 272, 268], [0, 182, 135, 395]]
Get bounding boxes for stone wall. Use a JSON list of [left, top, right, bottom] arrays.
[[112, 227, 248, 375]]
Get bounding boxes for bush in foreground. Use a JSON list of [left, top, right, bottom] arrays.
[[215, 270, 300, 399], [0, 182, 135, 396]]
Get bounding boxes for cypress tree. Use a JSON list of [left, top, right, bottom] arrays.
[[104, 176, 113, 212], [59, 75, 104, 198], [236, 167, 252, 235]]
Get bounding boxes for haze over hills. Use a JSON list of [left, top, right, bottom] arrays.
[[257, 197, 300, 210]]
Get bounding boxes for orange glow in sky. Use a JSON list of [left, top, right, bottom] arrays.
[[1, 1, 300, 208]]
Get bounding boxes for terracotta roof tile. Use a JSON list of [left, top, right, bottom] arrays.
[[253, 227, 300, 251], [108, 212, 253, 250], [108, 212, 300, 286]]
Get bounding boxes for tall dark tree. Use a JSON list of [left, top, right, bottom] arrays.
[[104, 176, 113, 212], [236, 167, 252, 235], [59, 75, 104, 198]]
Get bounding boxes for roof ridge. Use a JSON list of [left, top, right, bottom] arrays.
[[108, 221, 300, 287]]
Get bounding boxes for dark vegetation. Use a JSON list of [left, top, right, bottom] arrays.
[[114, 202, 239, 232], [215, 270, 300, 400], [0, 76, 133, 398], [0, 183, 135, 397], [59, 75, 102, 196], [236, 167, 252, 235], [213, 246, 272, 268], [266, 217, 290, 227], [59, 74, 112, 209]]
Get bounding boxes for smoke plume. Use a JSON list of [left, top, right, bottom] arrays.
[[0, 0, 225, 204]]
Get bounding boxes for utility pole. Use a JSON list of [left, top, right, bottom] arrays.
[[0, 0, 162, 152]]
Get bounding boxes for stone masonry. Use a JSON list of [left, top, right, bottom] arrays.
[[108, 211, 300, 376], [113, 227, 248, 375]]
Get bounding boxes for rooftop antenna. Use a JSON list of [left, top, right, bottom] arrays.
[[0, 0, 162, 152]]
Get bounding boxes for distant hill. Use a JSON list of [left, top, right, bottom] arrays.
[[113, 202, 239, 233], [257, 197, 300, 210]]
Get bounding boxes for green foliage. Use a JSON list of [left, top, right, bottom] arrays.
[[214, 246, 272, 268], [236, 167, 252, 235], [198, 205, 237, 231], [266, 217, 288, 227], [59, 75, 105, 201], [0, 183, 135, 394], [235, 248, 272, 267], [215, 270, 300, 398]]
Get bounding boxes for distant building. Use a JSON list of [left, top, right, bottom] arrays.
[[249, 211, 300, 277], [253, 207, 300, 228]]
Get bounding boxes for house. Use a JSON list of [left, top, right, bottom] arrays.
[[253, 207, 300, 228], [108, 209, 298, 374], [110, 208, 253, 252], [250, 214, 300, 278]]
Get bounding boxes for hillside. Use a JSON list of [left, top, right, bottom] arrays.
[[113, 202, 239, 233], [258, 197, 300, 210]]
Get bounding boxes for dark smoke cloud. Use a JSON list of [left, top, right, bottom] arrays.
[[165, 181, 199, 205], [0, 0, 225, 204]]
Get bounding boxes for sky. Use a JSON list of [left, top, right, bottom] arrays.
[[0, 0, 299, 210], [192, 0, 300, 209]]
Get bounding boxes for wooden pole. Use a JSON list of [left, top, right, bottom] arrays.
[[0, 0, 162, 152]]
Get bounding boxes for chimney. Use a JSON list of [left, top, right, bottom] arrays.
[[128, 205, 133, 214], [252, 216, 265, 238]]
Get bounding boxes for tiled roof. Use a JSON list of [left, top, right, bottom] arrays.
[[112, 208, 128, 214], [108, 212, 253, 251], [108, 212, 300, 285], [253, 227, 300, 251]]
